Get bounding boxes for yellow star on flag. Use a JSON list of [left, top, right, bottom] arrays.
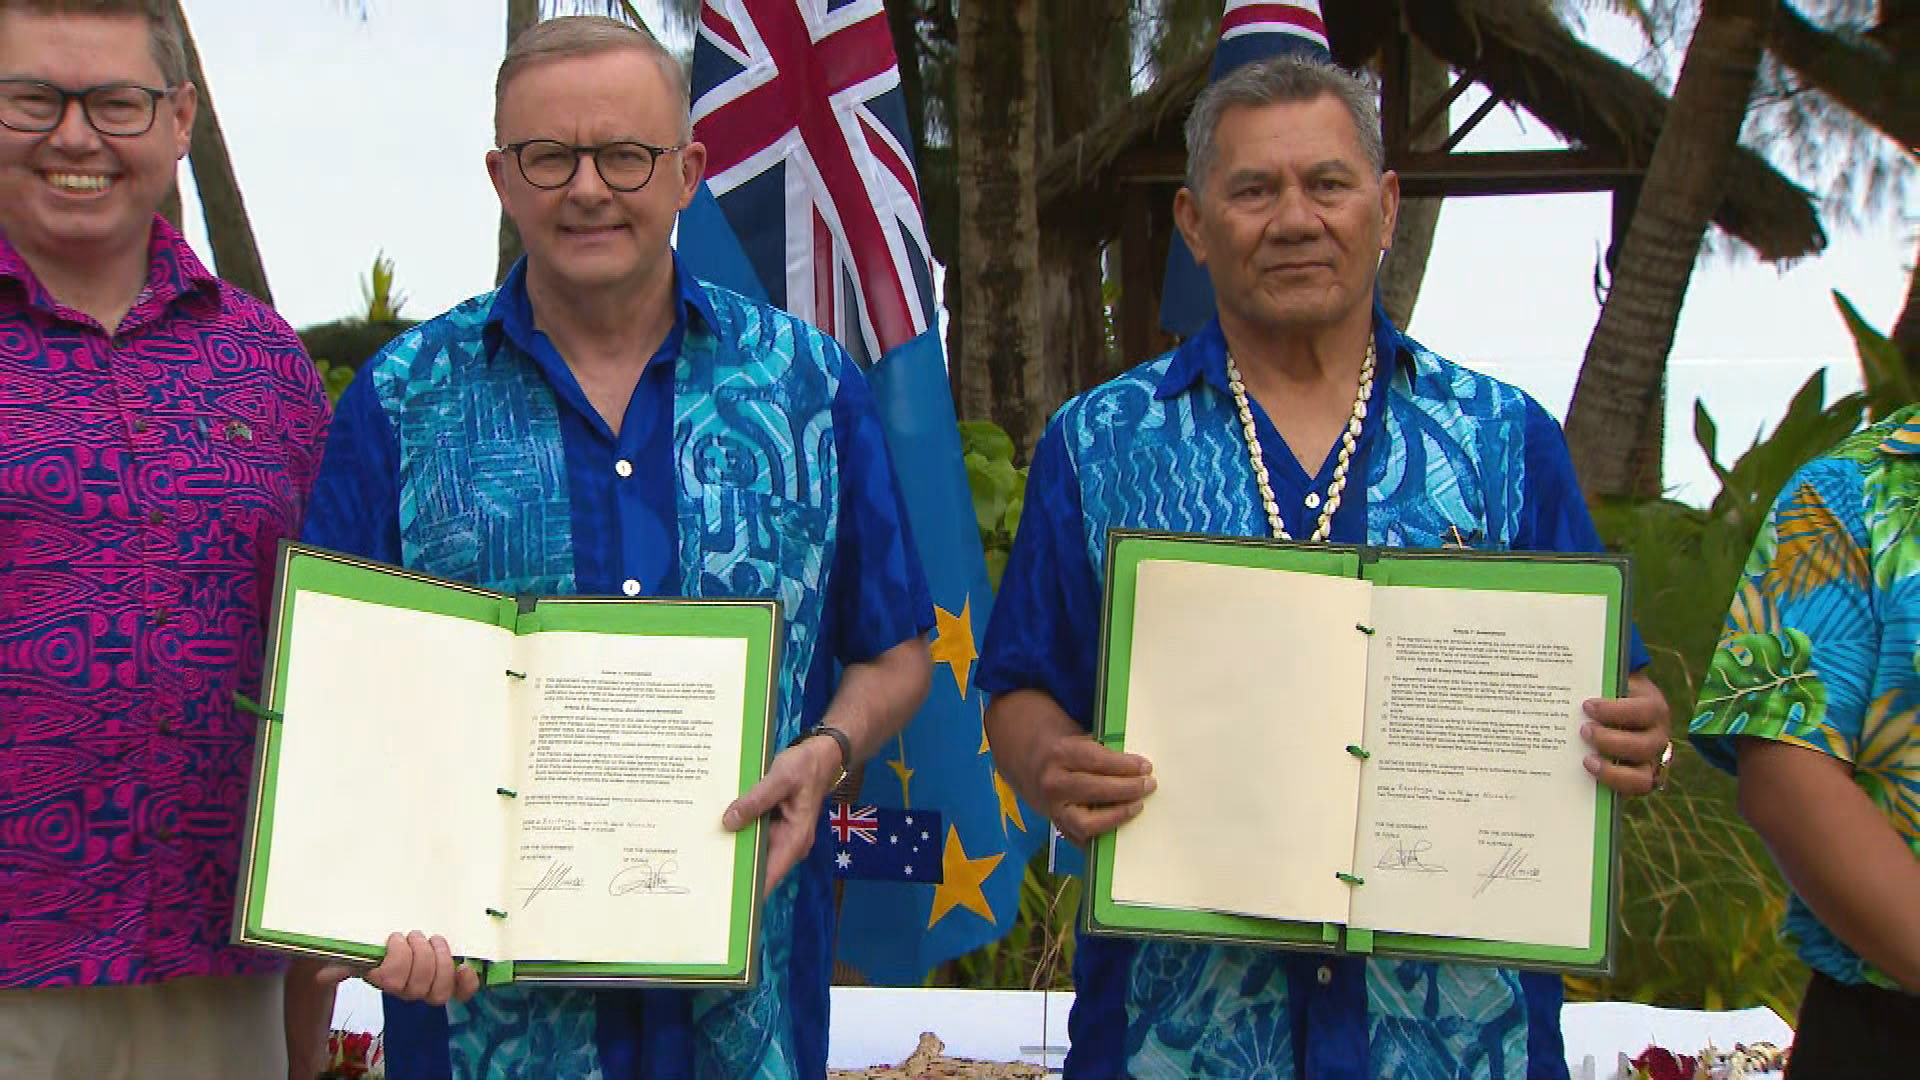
[[977, 697, 990, 755], [928, 598, 977, 699], [993, 769, 1027, 835], [888, 755, 914, 807], [927, 824, 1003, 928]]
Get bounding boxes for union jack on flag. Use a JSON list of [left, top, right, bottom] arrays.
[[689, 0, 935, 366], [828, 801, 879, 845]]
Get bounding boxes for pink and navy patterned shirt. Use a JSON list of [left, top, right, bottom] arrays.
[[0, 217, 330, 989]]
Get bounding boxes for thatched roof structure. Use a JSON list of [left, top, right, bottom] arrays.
[[1039, 0, 1826, 263]]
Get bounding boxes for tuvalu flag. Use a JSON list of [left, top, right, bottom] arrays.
[[678, 0, 1044, 983], [1158, 0, 1333, 338]]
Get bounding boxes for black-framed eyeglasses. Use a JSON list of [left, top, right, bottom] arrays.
[[0, 79, 177, 137], [498, 138, 682, 193]]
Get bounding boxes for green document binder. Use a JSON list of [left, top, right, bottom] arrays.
[[1084, 530, 1629, 975], [233, 543, 779, 987]]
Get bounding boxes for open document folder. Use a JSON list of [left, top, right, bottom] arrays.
[[233, 543, 778, 988], [1085, 530, 1630, 974]]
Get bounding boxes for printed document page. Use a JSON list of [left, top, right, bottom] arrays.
[[504, 631, 750, 965], [1348, 585, 1606, 948]]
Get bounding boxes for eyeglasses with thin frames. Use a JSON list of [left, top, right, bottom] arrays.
[[0, 79, 178, 138], [497, 138, 683, 193]]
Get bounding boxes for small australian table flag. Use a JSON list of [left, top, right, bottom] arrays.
[[827, 802, 944, 883]]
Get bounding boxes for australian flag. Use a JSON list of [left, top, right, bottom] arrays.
[[828, 803, 944, 882], [1159, 0, 1333, 337], [680, 0, 1045, 984]]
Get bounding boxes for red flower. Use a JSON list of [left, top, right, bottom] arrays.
[[1630, 1046, 1699, 1080]]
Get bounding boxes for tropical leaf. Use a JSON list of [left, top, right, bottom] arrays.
[[1868, 464, 1920, 591], [1695, 629, 1827, 739], [1765, 482, 1871, 602], [1833, 290, 1916, 421], [1719, 576, 1780, 646], [1855, 688, 1920, 837]]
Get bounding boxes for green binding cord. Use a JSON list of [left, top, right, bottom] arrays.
[[1355, 623, 1375, 635], [496, 787, 518, 798], [233, 693, 283, 723], [485, 907, 508, 919], [483, 959, 515, 987], [1345, 744, 1371, 760], [1335, 871, 1365, 886]]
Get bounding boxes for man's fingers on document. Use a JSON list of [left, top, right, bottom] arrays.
[[364, 932, 413, 996], [1057, 736, 1152, 776], [1583, 753, 1657, 796], [400, 931, 438, 1000], [1046, 769, 1157, 809], [1057, 800, 1144, 847], [1581, 695, 1660, 731], [722, 773, 784, 831], [453, 962, 480, 1002], [425, 935, 457, 1006]]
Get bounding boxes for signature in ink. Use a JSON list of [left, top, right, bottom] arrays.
[[1374, 838, 1448, 873], [518, 860, 586, 910], [1473, 845, 1542, 898], [609, 859, 690, 896]]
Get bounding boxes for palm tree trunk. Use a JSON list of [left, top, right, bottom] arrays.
[[1040, 0, 1127, 401], [495, 0, 540, 285], [1563, 0, 1772, 500], [1377, 39, 1448, 330], [168, 0, 272, 305], [955, 0, 1050, 451]]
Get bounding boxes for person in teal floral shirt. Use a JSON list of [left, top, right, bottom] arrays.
[[1691, 404, 1920, 1077]]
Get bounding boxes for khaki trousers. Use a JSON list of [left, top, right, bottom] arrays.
[[0, 973, 287, 1080]]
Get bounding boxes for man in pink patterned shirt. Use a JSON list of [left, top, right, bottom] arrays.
[[0, 3, 332, 1076]]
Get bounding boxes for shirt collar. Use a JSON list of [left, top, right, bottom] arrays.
[[485, 250, 717, 360], [0, 214, 221, 315], [1878, 407, 1920, 456], [1153, 300, 1417, 401]]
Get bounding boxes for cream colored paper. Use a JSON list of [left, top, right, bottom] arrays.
[[1348, 585, 1607, 948], [503, 631, 749, 966], [262, 591, 514, 961], [1109, 559, 1371, 923]]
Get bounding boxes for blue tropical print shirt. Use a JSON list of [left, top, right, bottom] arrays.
[[303, 255, 933, 1079], [976, 310, 1648, 1080], [1690, 405, 1920, 991]]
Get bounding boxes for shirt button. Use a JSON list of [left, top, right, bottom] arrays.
[[156, 716, 172, 735], [133, 418, 150, 434], [153, 608, 169, 627], [154, 825, 175, 843], [1305, 492, 1322, 509], [621, 579, 642, 597], [1316, 965, 1333, 986], [614, 459, 634, 478], [147, 510, 166, 525]]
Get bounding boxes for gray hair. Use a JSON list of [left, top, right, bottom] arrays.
[[1184, 55, 1385, 196], [494, 15, 691, 142], [0, 1, 189, 87]]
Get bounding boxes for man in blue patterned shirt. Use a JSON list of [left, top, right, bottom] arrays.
[[977, 56, 1671, 1079], [295, 17, 934, 1080]]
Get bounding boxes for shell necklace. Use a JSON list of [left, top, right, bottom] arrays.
[[1224, 338, 1376, 543]]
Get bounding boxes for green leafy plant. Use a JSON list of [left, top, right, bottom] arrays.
[[300, 251, 421, 403], [960, 420, 1028, 587]]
